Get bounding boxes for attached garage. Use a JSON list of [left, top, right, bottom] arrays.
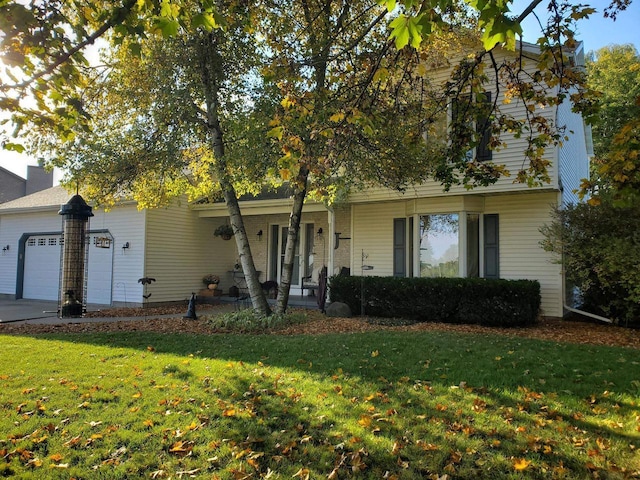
[[22, 232, 114, 305]]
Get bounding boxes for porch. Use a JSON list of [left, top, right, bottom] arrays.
[[214, 293, 324, 310]]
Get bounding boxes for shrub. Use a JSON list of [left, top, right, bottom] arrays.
[[205, 309, 308, 332], [540, 200, 640, 326], [329, 276, 540, 327]]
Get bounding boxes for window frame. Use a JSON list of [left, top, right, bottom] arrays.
[[410, 211, 491, 279], [449, 91, 493, 163]]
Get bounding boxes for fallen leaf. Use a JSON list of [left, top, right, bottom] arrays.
[[513, 458, 531, 471]]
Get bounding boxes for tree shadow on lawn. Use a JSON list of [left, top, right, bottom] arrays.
[[5, 330, 640, 478]]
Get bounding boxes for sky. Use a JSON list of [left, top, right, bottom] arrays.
[[1, 0, 639, 180]]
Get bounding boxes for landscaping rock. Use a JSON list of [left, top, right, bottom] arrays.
[[326, 302, 352, 318]]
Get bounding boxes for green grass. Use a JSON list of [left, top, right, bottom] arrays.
[[0, 328, 638, 479]]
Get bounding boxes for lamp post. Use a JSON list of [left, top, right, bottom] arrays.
[[58, 194, 93, 318]]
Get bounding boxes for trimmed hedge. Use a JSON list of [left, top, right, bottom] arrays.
[[328, 276, 541, 327]]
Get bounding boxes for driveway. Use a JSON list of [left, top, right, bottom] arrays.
[[0, 298, 123, 325], [0, 298, 60, 323]]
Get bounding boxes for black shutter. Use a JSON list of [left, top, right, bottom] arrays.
[[483, 214, 499, 279], [393, 218, 406, 277], [476, 91, 492, 161]]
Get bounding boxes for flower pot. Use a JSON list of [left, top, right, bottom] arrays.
[[208, 283, 218, 290]]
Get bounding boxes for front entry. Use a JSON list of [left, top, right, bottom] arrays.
[[269, 224, 315, 293]]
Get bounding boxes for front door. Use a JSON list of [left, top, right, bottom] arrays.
[[269, 224, 314, 290]]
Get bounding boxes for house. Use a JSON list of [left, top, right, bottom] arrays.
[[0, 186, 242, 306], [0, 42, 591, 317], [0, 165, 54, 203]]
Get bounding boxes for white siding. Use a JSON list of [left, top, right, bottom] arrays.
[[96, 206, 147, 304], [352, 202, 410, 277], [144, 203, 228, 302], [0, 206, 147, 305], [349, 192, 563, 318], [348, 50, 561, 203], [557, 98, 591, 205], [485, 192, 563, 317]]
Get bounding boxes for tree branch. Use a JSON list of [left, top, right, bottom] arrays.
[[4, 0, 137, 91]]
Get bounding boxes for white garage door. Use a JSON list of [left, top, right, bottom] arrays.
[[23, 234, 113, 305]]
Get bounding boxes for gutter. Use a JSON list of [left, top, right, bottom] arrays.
[[563, 304, 614, 324]]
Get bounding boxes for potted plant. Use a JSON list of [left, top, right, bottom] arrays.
[[202, 274, 220, 290], [214, 224, 234, 240]]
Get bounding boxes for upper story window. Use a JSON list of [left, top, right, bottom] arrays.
[[450, 91, 493, 162]]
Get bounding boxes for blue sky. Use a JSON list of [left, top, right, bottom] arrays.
[[513, 0, 640, 53], [1, 0, 639, 179]]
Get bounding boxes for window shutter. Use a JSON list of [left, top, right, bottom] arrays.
[[483, 214, 499, 279], [393, 218, 406, 277], [476, 92, 492, 161]]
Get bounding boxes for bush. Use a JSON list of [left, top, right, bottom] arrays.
[[540, 200, 640, 326], [205, 309, 308, 332], [329, 276, 540, 327]]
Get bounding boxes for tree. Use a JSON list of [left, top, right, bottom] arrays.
[[0, 0, 616, 315], [9, 2, 276, 316], [586, 44, 640, 159], [540, 199, 640, 326], [581, 45, 640, 205]]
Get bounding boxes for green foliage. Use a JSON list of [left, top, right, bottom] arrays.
[[213, 224, 234, 238], [205, 309, 308, 332], [540, 201, 640, 326], [581, 45, 640, 205], [0, 331, 638, 478], [586, 45, 640, 160], [329, 276, 540, 326]]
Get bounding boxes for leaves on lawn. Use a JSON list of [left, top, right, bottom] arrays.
[[0, 316, 637, 479]]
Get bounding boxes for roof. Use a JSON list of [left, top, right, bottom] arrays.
[[0, 186, 72, 213], [0, 166, 26, 183]]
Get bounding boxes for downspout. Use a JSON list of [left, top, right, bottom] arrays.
[[563, 304, 614, 324], [562, 254, 614, 324]]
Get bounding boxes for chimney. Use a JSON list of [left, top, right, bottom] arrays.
[[25, 165, 54, 195]]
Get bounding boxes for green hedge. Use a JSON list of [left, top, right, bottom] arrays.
[[328, 276, 541, 327]]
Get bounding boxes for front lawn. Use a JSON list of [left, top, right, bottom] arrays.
[[0, 329, 638, 479]]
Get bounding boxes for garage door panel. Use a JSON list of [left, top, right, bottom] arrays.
[[23, 234, 113, 305], [23, 236, 61, 301]]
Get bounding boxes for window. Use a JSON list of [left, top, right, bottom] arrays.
[[48, 238, 57, 246], [419, 214, 459, 278], [27, 238, 36, 246], [412, 213, 498, 279], [451, 91, 493, 162], [467, 214, 480, 277], [37, 238, 46, 246]]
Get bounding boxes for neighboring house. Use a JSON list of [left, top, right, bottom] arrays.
[[0, 42, 591, 317], [0, 165, 54, 203]]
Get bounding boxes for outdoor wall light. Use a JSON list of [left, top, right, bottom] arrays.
[[316, 227, 323, 237], [122, 242, 130, 250], [1, 245, 9, 253], [257, 229, 263, 240]]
